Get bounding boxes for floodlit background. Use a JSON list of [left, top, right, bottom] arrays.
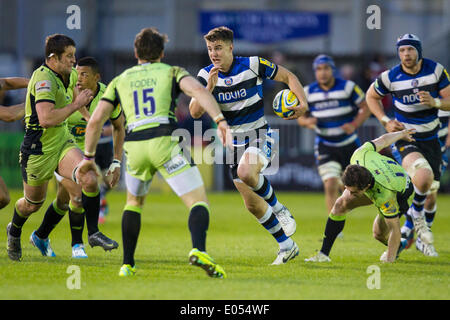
[[1, 0, 449, 192]]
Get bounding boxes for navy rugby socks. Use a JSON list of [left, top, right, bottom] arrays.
[[320, 214, 346, 256], [188, 202, 210, 252], [121, 206, 142, 266]]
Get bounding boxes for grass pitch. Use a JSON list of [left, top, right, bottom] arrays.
[[0, 189, 449, 300]]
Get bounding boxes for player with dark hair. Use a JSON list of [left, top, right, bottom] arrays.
[[189, 26, 309, 265], [31, 56, 123, 258], [306, 129, 415, 263], [6, 34, 117, 261], [78, 27, 230, 278]]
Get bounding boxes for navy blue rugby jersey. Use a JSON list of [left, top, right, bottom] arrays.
[[197, 56, 278, 133], [374, 58, 450, 141], [305, 78, 365, 147]]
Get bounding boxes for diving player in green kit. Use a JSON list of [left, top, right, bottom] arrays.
[[306, 129, 416, 263]]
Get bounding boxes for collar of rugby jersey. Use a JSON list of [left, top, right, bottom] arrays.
[[85, 82, 101, 111], [42, 62, 70, 89]]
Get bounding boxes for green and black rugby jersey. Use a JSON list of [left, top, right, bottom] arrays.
[[67, 82, 122, 150], [350, 142, 411, 218], [21, 64, 77, 155], [101, 62, 190, 141]]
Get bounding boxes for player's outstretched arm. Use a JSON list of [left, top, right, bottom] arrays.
[[188, 98, 205, 119], [0, 103, 25, 122], [382, 216, 401, 263], [181, 76, 231, 146], [0, 77, 29, 91], [371, 129, 415, 152], [107, 113, 125, 188], [188, 67, 219, 119], [78, 99, 115, 179], [84, 99, 115, 157], [273, 65, 309, 119]]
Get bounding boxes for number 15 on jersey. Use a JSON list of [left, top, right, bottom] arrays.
[[133, 88, 155, 118]]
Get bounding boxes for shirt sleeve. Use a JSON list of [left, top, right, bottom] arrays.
[[351, 83, 365, 105], [257, 57, 278, 80], [378, 197, 399, 218], [373, 71, 390, 97], [110, 103, 122, 121], [172, 66, 191, 97], [438, 67, 450, 91], [34, 70, 57, 104], [196, 69, 208, 87], [350, 141, 376, 165], [101, 77, 120, 107]]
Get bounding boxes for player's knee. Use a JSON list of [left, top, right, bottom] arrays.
[[414, 176, 433, 194], [22, 201, 43, 215], [331, 197, 348, 215], [373, 230, 387, 244], [81, 171, 98, 190], [237, 164, 255, 186], [408, 160, 434, 193]]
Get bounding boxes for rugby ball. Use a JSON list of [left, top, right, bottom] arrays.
[[272, 89, 298, 118]]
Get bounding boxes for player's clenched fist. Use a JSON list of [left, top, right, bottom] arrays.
[[74, 89, 93, 109]]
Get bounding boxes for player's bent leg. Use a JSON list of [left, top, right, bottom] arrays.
[[307, 190, 371, 263], [318, 161, 343, 213], [0, 176, 11, 209], [59, 148, 118, 250], [119, 177, 148, 276], [7, 182, 47, 261], [169, 172, 226, 279], [237, 150, 296, 236], [233, 180, 268, 219], [233, 181, 298, 265], [324, 177, 342, 214], [58, 178, 87, 258], [402, 152, 434, 193], [402, 153, 434, 244], [424, 190, 437, 228], [31, 176, 70, 257]]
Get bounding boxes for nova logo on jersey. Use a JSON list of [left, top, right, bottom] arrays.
[[217, 89, 247, 102], [402, 92, 420, 104], [314, 100, 339, 110]]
